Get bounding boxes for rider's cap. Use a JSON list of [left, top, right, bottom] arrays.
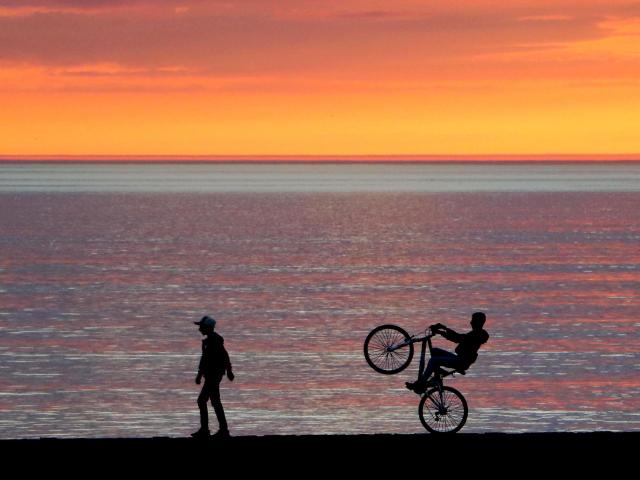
[[194, 315, 216, 328]]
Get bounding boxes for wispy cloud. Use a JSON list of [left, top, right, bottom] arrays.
[[0, 4, 628, 73]]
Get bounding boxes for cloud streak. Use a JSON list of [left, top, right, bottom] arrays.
[[0, 4, 629, 74]]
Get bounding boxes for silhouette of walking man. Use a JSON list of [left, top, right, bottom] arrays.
[[406, 312, 489, 394], [192, 315, 234, 438]]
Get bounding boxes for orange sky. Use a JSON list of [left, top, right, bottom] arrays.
[[1, 0, 640, 157]]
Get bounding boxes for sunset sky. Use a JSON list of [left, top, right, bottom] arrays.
[[1, 0, 640, 158]]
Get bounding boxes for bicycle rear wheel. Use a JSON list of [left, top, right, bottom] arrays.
[[364, 324, 414, 374], [418, 386, 468, 433]]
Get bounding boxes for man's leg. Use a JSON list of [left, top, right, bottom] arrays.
[[209, 377, 229, 435], [196, 383, 210, 433]]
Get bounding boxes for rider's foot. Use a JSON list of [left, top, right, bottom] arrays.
[[406, 377, 439, 394], [191, 428, 210, 438], [405, 381, 427, 394], [211, 429, 230, 439]]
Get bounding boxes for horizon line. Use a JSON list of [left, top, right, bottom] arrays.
[[2, 154, 640, 163]]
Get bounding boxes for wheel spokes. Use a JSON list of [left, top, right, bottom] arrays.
[[368, 330, 409, 370], [423, 389, 467, 433]]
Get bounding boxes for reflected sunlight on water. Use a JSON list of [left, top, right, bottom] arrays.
[[1, 163, 639, 437]]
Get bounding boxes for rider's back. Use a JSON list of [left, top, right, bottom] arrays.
[[446, 328, 489, 368]]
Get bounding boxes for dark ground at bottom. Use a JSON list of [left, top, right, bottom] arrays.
[[3, 432, 636, 474]]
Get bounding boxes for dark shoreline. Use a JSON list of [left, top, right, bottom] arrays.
[[3, 433, 635, 475], [5, 431, 638, 450], [0, 431, 640, 459]]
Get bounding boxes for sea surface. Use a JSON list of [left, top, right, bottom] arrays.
[[1, 162, 639, 438]]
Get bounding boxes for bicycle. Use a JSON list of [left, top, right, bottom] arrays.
[[364, 324, 469, 433]]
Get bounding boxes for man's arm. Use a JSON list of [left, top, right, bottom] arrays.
[[196, 343, 205, 384], [196, 359, 203, 384], [223, 346, 234, 381]]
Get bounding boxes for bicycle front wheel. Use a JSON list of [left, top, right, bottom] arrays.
[[363, 324, 414, 374], [418, 386, 468, 433]]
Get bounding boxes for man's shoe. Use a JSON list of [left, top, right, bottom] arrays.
[[190, 428, 210, 438], [211, 429, 230, 439]]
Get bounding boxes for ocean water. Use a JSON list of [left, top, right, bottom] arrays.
[[1, 162, 639, 438]]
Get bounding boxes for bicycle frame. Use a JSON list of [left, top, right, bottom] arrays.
[[418, 333, 433, 380]]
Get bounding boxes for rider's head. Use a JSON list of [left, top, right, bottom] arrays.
[[471, 311, 486, 330]]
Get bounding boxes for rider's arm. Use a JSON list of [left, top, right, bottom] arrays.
[[439, 327, 465, 344]]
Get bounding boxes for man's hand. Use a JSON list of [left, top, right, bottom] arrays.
[[431, 323, 446, 333], [195, 373, 202, 385], [227, 371, 235, 382]]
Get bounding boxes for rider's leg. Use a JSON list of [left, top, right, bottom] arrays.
[[407, 349, 464, 393], [407, 349, 450, 392], [422, 348, 461, 381]]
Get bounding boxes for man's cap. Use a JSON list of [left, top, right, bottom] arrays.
[[194, 315, 216, 328]]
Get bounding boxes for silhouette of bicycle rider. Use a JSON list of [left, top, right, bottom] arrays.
[[406, 312, 489, 394], [192, 315, 235, 438]]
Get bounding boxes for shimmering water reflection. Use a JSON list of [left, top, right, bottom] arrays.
[[1, 188, 639, 437]]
